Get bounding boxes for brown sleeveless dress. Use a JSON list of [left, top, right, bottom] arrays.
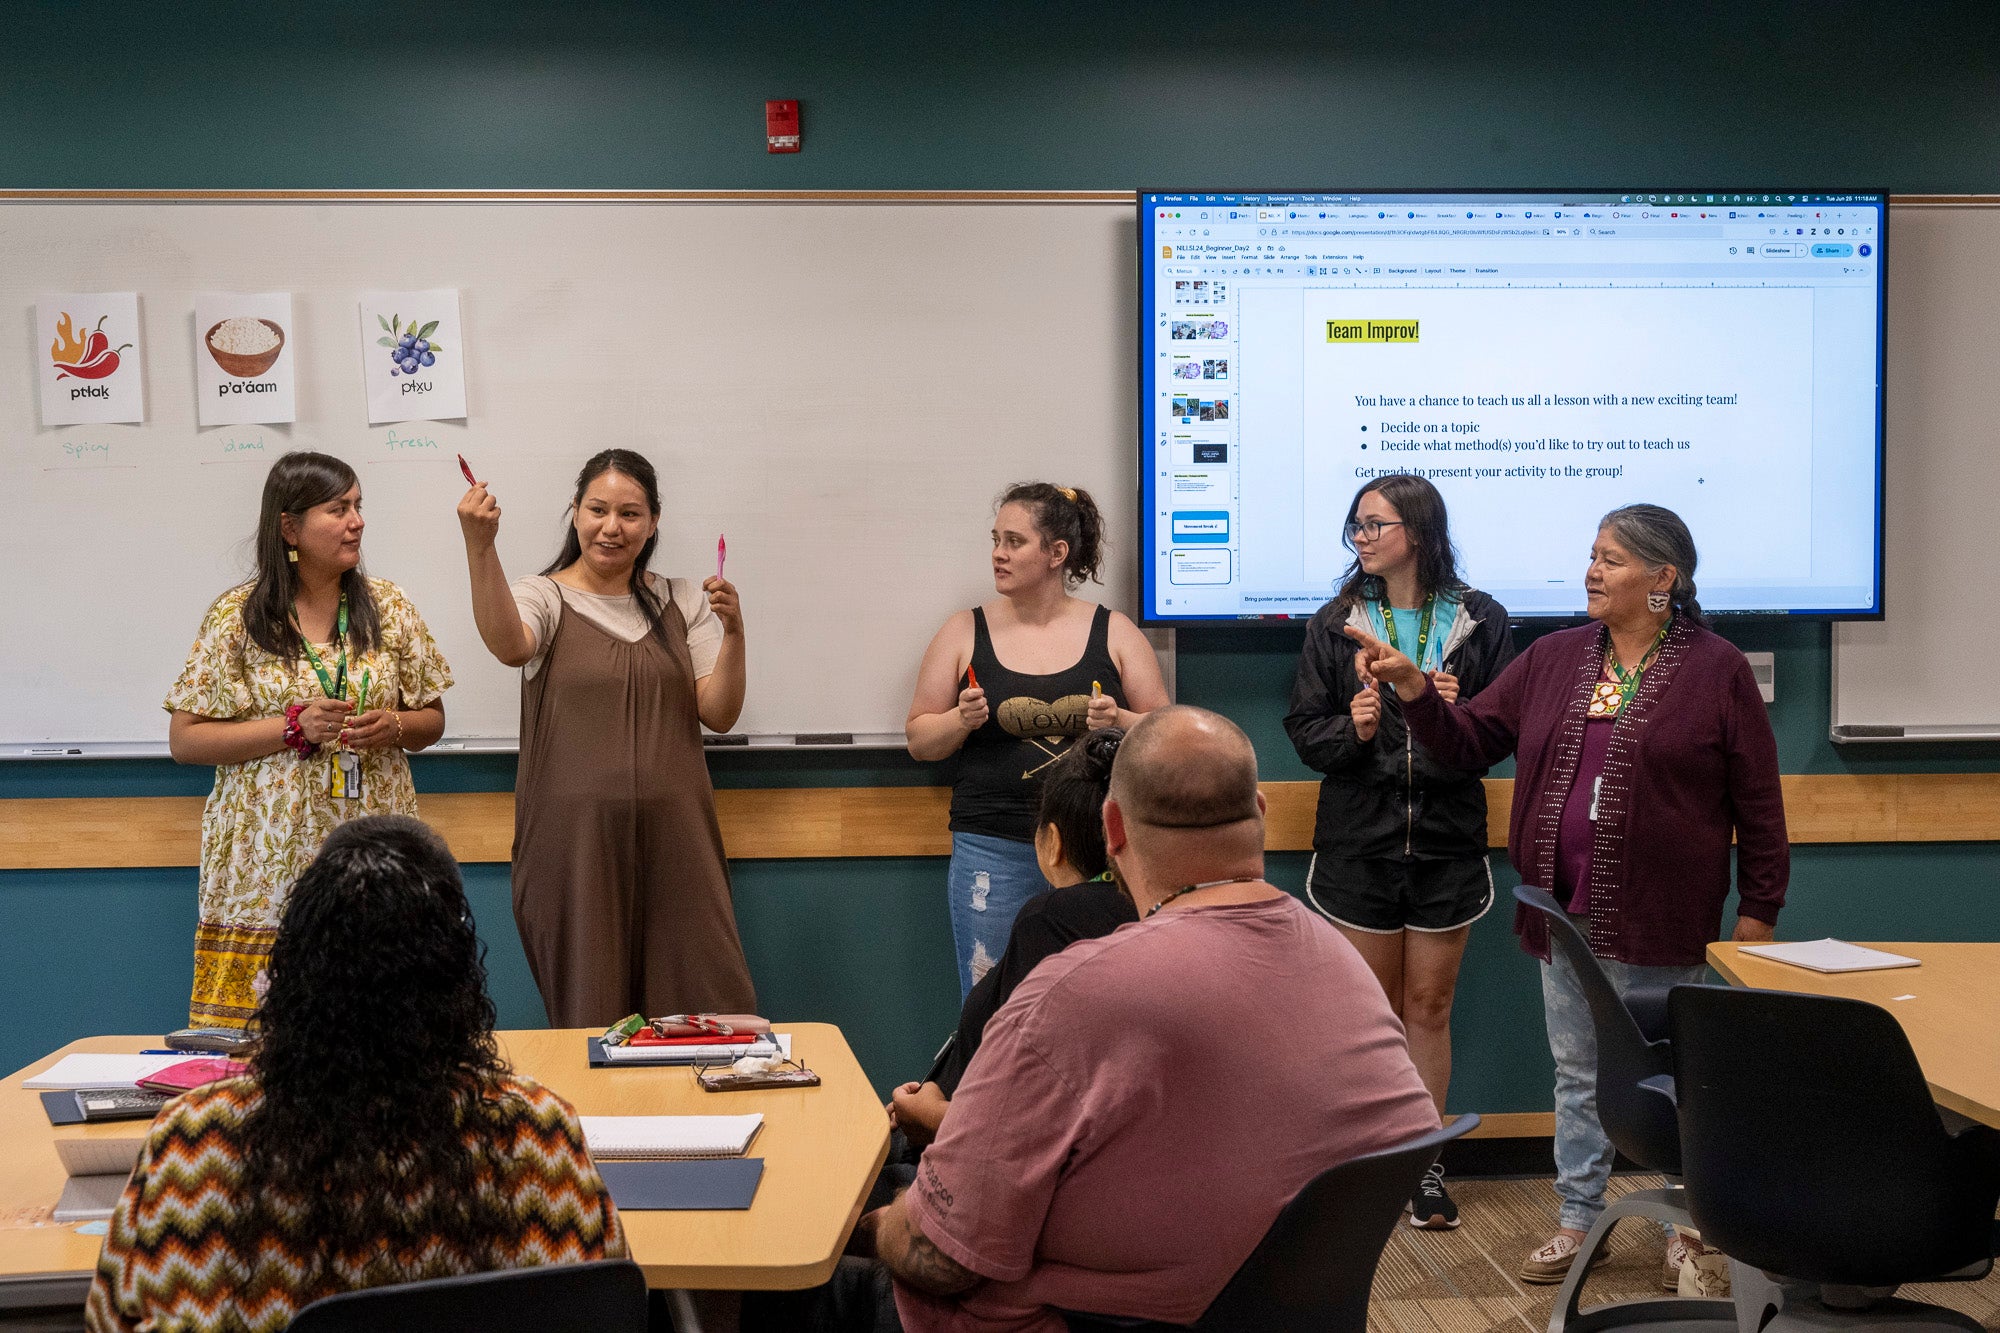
[[511, 580, 757, 1027]]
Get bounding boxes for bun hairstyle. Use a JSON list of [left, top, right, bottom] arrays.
[[1035, 727, 1124, 879], [998, 482, 1106, 587], [1330, 473, 1464, 616], [244, 451, 381, 661], [541, 448, 672, 646], [1598, 503, 1705, 625]]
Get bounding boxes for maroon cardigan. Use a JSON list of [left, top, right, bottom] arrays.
[[1399, 618, 1788, 967]]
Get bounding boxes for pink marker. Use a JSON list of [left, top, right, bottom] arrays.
[[716, 534, 727, 582]]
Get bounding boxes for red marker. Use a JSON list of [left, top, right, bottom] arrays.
[[457, 453, 479, 487], [716, 534, 727, 582], [966, 665, 979, 692]]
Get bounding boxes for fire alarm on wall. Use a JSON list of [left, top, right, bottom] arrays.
[[766, 100, 801, 154]]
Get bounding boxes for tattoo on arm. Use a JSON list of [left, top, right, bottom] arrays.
[[882, 1196, 978, 1297]]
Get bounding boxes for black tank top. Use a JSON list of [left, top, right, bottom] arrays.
[[949, 604, 1124, 842]]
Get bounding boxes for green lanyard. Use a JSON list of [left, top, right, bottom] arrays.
[[1607, 619, 1671, 714], [298, 593, 370, 706], [1382, 594, 1438, 672]]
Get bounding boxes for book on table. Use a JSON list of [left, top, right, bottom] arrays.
[[579, 1113, 764, 1160], [1738, 939, 1921, 973]]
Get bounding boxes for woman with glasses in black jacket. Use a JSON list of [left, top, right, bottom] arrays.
[[1284, 473, 1514, 1230]]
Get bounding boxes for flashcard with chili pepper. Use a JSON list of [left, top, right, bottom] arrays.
[[38, 293, 145, 425], [359, 289, 467, 424], [195, 292, 297, 427]]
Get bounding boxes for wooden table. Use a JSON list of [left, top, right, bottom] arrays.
[[1707, 941, 2000, 1130], [0, 1023, 889, 1304]]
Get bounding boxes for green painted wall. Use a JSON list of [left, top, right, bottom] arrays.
[[4, 1, 1999, 1106]]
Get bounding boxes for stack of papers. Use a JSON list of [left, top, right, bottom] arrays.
[[1739, 939, 1921, 973], [24, 1055, 185, 1091], [600, 1033, 791, 1065], [580, 1113, 763, 1160]]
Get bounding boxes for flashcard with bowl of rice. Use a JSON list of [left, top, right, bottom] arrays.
[[195, 292, 296, 425]]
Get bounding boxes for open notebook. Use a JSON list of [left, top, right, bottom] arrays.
[[1739, 939, 1920, 973], [579, 1114, 763, 1160]]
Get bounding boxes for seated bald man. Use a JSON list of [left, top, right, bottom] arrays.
[[748, 706, 1439, 1333]]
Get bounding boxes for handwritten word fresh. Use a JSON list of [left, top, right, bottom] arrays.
[[385, 430, 439, 453]]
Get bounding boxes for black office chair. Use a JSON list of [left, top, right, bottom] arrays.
[[1062, 1114, 1478, 1333], [288, 1258, 648, 1332], [1512, 885, 1735, 1333], [1669, 984, 2000, 1333]]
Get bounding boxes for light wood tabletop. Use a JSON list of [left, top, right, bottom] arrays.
[[0, 1023, 889, 1293], [1707, 941, 2000, 1130]]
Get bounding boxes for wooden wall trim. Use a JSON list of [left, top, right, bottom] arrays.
[[2, 773, 1997, 870]]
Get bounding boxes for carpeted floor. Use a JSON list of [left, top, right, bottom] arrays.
[[1371, 1174, 2000, 1333]]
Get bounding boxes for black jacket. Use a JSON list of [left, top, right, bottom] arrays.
[[1283, 589, 1516, 861]]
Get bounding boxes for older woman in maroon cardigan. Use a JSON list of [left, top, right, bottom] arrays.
[[1346, 503, 1787, 1286]]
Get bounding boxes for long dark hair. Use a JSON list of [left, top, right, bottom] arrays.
[[242, 452, 381, 660], [998, 482, 1107, 587], [1037, 727, 1122, 878], [234, 816, 511, 1274], [541, 448, 671, 646], [1331, 473, 1465, 615], [1599, 503, 1706, 625]]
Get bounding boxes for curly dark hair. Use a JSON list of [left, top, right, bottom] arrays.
[[232, 815, 512, 1276], [1037, 727, 1123, 878]]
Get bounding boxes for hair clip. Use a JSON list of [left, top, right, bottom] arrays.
[[1058, 486, 1077, 502]]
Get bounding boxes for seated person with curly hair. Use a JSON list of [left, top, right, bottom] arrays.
[[86, 815, 626, 1333]]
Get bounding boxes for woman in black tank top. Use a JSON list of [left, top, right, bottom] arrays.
[[906, 483, 1170, 997]]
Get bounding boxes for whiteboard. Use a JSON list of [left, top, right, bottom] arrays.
[[1833, 201, 2000, 741], [0, 195, 1164, 752]]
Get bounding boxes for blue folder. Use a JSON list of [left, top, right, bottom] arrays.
[[597, 1157, 765, 1210]]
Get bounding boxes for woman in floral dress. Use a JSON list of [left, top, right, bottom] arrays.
[[166, 452, 452, 1027]]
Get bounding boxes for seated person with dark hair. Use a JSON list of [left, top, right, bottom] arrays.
[[889, 727, 1136, 1149], [749, 706, 1438, 1333], [86, 815, 625, 1333]]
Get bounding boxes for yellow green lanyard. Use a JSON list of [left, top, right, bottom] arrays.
[[1607, 619, 1670, 714], [299, 593, 370, 706], [1381, 594, 1438, 672]]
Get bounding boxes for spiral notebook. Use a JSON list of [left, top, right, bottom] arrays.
[[579, 1114, 763, 1160], [1739, 939, 1920, 973]]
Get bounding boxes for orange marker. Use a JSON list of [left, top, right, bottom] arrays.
[[966, 665, 979, 692]]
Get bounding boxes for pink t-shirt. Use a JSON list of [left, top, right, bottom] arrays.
[[896, 894, 1439, 1333]]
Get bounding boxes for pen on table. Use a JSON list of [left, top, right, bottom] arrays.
[[716, 533, 726, 582], [457, 453, 479, 487]]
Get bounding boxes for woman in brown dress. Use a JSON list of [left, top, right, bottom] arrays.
[[456, 449, 755, 1026]]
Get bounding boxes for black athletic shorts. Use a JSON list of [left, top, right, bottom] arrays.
[[1305, 854, 1494, 934]]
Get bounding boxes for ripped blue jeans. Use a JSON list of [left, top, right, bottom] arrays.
[[1541, 938, 1707, 1231], [945, 832, 1049, 1000]]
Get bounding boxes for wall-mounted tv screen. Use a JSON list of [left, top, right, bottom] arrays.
[[1138, 190, 1887, 623]]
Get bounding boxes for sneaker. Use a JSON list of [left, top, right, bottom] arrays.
[[1409, 1162, 1460, 1230], [1520, 1231, 1610, 1285]]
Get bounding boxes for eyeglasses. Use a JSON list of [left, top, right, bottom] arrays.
[[1344, 519, 1406, 542]]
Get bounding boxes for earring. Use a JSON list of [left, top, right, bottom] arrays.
[[287, 546, 298, 564], [1648, 591, 1669, 612]]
